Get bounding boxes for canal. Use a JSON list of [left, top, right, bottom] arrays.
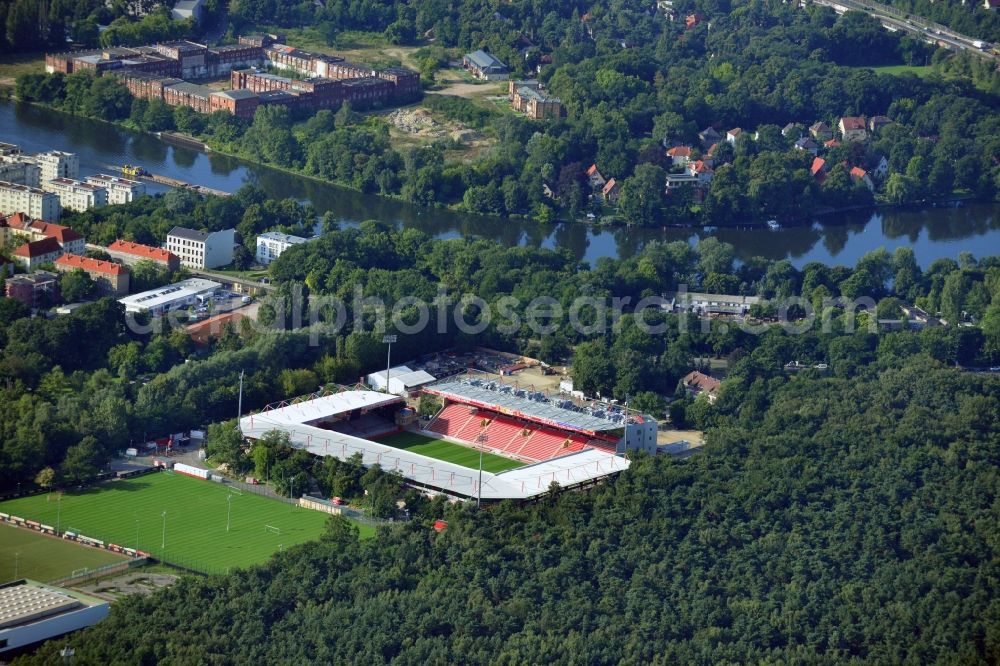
[[3, 101, 998, 267]]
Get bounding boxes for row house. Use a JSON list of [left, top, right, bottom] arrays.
[[54, 254, 130, 297]]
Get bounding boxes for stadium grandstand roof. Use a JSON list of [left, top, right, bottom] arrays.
[[424, 379, 632, 434], [252, 390, 405, 426], [240, 389, 630, 500]]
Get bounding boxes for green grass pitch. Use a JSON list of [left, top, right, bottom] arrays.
[[376, 431, 525, 473], [0, 474, 374, 574], [0, 523, 127, 582]]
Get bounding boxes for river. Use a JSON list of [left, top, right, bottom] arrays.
[[3, 101, 998, 267]]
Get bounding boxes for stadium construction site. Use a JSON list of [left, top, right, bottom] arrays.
[[239, 379, 657, 502]]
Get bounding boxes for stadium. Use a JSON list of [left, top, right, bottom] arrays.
[[239, 378, 656, 501]]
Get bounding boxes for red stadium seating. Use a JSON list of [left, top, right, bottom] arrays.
[[426, 402, 622, 462], [427, 404, 478, 439]]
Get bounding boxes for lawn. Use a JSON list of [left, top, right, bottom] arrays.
[[865, 64, 934, 78], [0, 52, 44, 85], [0, 523, 127, 583], [0, 474, 373, 574], [377, 431, 526, 472]]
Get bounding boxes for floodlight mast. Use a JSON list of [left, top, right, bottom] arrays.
[[382, 335, 397, 394]]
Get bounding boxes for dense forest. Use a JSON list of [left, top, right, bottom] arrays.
[[13, 0, 1000, 225], [15, 349, 1000, 663], [2, 187, 999, 496]]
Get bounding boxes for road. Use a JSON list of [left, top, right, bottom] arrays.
[[808, 0, 998, 63]]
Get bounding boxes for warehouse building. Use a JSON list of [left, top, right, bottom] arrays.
[[118, 277, 222, 315], [0, 580, 109, 657]]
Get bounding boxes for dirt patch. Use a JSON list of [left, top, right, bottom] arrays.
[[385, 107, 484, 147]]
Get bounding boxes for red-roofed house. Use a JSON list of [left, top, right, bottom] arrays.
[[838, 116, 867, 142], [687, 160, 714, 186], [13, 236, 63, 270], [824, 138, 840, 149], [0, 213, 85, 254], [54, 254, 130, 296], [107, 240, 181, 272], [685, 12, 706, 28], [810, 157, 827, 184], [849, 166, 874, 191], [586, 164, 606, 189], [602, 178, 621, 203], [666, 146, 692, 166], [726, 128, 742, 144], [681, 370, 722, 403]]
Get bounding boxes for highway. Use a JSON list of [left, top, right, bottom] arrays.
[[808, 0, 999, 63]]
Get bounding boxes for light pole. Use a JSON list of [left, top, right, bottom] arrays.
[[56, 494, 62, 534], [475, 432, 488, 509], [382, 334, 397, 394], [161, 511, 167, 550], [135, 516, 139, 551], [14, 551, 20, 579], [227, 495, 232, 532]]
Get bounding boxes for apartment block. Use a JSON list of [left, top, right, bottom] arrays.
[[107, 239, 180, 272], [84, 174, 146, 204], [25, 151, 79, 183], [43, 178, 108, 212], [55, 253, 130, 296], [165, 226, 235, 269], [5, 270, 61, 308], [0, 180, 61, 221], [255, 230, 313, 266]]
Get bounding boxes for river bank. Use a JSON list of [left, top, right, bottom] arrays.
[[4, 100, 999, 268]]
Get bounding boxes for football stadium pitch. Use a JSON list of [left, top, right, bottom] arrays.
[[0, 523, 127, 582], [377, 432, 525, 473], [0, 473, 374, 573]]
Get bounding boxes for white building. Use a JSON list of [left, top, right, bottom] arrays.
[[43, 178, 108, 212], [118, 277, 222, 315], [165, 226, 236, 269], [0, 160, 41, 188], [84, 174, 147, 204], [255, 230, 313, 266], [366, 365, 437, 396], [0, 579, 109, 656], [0, 180, 61, 221], [24, 151, 79, 183]]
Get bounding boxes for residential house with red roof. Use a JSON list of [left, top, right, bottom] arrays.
[[586, 164, 606, 189], [54, 254, 130, 296], [602, 178, 620, 203], [107, 240, 181, 272], [849, 166, 874, 191], [810, 157, 827, 184], [681, 370, 722, 404], [838, 116, 868, 142], [0, 213, 85, 255], [666, 146, 692, 166], [12, 236, 63, 270]]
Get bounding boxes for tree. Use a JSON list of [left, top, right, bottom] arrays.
[[60, 436, 103, 484], [572, 340, 615, 397], [34, 466, 55, 490], [60, 269, 97, 302], [618, 164, 666, 226]]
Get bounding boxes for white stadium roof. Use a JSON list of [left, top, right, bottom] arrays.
[[240, 390, 629, 500]]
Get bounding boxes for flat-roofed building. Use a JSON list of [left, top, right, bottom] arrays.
[[664, 290, 761, 316], [255, 230, 313, 265], [377, 66, 421, 102], [24, 151, 78, 183], [119, 277, 222, 315], [508, 80, 561, 120], [54, 253, 130, 296], [43, 178, 107, 212], [163, 81, 214, 113], [154, 40, 208, 78], [5, 270, 60, 308], [0, 160, 41, 188], [107, 239, 181, 271], [0, 579, 109, 656], [165, 226, 235, 269], [0, 181, 61, 221], [84, 174, 146, 204], [209, 89, 260, 119], [341, 77, 394, 109], [116, 71, 184, 100]]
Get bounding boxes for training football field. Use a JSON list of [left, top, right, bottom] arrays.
[[0, 523, 127, 583], [0, 473, 373, 573], [377, 431, 525, 473]]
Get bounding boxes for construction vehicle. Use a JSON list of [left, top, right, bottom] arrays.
[[121, 164, 149, 178]]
